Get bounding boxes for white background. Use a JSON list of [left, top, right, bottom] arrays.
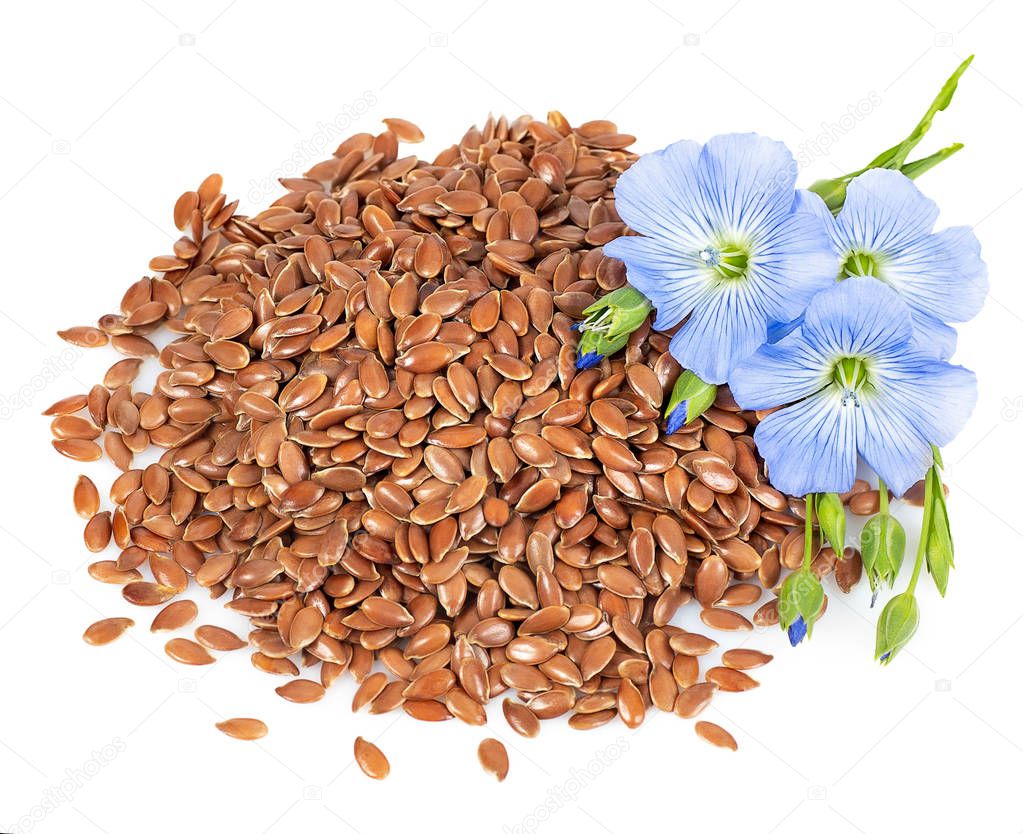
[[1, 1, 1021, 832]]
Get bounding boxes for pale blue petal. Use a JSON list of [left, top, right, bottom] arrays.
[[855, 404, 933, 498], [668, 283, 767, 385], [834, 169, 938, 253], [933, 226, 989, 315], [870, 354, 978, 450], [801, 277, 913, 358], [766, 316, 803, 344], [753, 389, 859, 496], [729, 332, 830, 410], [858, 356, 976, 496], [881, 224, 988, 325], [603, 235, 708, 329], [908, 311, 958, 360], [745, 210, 837, 324], [611, 139, 710, 245], [696, 134, 799, 233], [793, 188, 835, 227]]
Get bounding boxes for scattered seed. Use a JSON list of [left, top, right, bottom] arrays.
[[354, 736, 390, 779], [73, 475, 101, 519], [694, 720, 738, 751], [165, 638, 215, 665], [83, 617, 134, 646], [216, 718, 268, 741], [478, 738, 510, 781], [275, 680, 325, 703]]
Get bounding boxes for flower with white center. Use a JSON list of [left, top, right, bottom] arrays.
[[729, 277, 976, 497], [603, 133, 836, 384], [799, 169, 987, 358]]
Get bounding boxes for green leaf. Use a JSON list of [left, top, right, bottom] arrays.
[[808, 56, 974, 212], [875, 592, 920, 664], [816, 492, 846, 554], [888, 54, 973, 168], [664, 371, 717, 427], [901, 143, 963, 180]]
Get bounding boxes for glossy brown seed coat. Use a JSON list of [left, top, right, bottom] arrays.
[[216, 718, 268, 740], [354, 736, 390, 779], [478, 738, 510, 781]]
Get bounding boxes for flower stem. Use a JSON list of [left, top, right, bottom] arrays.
[[878, 477, 889, 515], [906, 473, 935, 595], [803, 493, 816, 570]]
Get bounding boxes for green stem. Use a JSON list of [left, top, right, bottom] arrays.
[[906, 473, 935, 594], [802, 493, 816, 570], [878, 477, 889, 516]]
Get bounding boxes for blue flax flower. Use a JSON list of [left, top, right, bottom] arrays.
[[799, 169, 987, 359], [729, 277, 976, 497], [604, 133, 836, 384]]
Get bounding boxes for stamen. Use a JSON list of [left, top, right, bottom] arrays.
[[699, 243, 750, 281], [840, 250, 881, 280], [833, 356, 869, 406]]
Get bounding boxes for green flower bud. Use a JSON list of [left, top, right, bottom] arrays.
[[926, 490, 954, 600], [575, 286, 652, 369], [875, 591, 920, 665], [816, 492, 846, 554], [664, 371, 717, 432], [860, 513, 906, 598], [778, 568, 825, 638]]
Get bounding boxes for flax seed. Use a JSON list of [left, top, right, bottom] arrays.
[[83, 617, 134, 646], [354, 736, 390, 779], [216, 718, 268, 741], [478, 738, 510, 782]]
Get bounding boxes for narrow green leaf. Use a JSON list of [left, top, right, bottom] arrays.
[[902, 143, 964, 180], [890, 55, 974, 167], [808, 56, 974, 213]]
